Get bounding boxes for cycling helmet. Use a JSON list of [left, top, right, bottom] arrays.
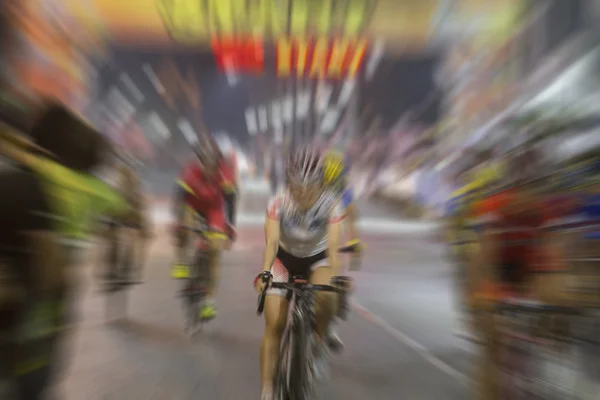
[[322, 149, 346, 184], [213, 131, 234, 155], [193, 135, 220, 168], [286, 146, 323, 186]]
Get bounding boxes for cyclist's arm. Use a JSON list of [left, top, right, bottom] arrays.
[[172, 183, 188, 226], [262, 200, 281, 272], [220, 160, 239, 231], [345, 201, 359, 241], [222, 185, 237, 229], [173, 162, 198, 224], [327, 203, 346, 276]]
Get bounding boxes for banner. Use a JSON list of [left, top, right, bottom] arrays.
[[81, 0, 438, 48], [452, 0, 525, 44]]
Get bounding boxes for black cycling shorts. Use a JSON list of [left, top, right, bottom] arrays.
[[266, 247, 329, 296]]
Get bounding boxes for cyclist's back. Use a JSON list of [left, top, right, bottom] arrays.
[[178, 157, 234, 208]]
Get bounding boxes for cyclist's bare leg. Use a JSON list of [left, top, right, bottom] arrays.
[[473, 311, 500, 400], [104, 224, 119, 280], [134, 234, 147, 281], [133, 219, 150, 281], [345, 203, 359, 241], [310, 266, 335, 340], [205, 236, 227, 298], [261, 295, 288, 394], [122, 227, 137, 278], [175, 228, 189, 264]]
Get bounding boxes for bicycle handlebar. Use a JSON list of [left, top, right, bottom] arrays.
[[338, 243, 361, 254], [269, 281, 340, 292], [256, 271, 349, 316], [255, 244, 360, 315]]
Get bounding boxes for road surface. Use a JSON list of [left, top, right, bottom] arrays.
[[55, 179, 472, 399]]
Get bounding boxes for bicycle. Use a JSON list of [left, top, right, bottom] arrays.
[[256, 245, 356, 399], [494, 298, 582, 400], [101, 218, 144, 322], [176, 223, 214, 337]]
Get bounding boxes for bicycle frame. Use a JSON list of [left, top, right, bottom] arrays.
[[180, 223, 212, 335], [494, 299, 581, 400], [103, 221, 142, 322], [255, 245, 357, 399], [280, 284, 317, 399], [258, 277, 342, 400]]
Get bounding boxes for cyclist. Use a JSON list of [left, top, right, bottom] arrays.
[[172, 134, 238, 321], [446, 151, 502, 315], [322, 148, 360, 244], [0, 102, 129, 399], [321, 148, 362, 351], [254, 146, 345, 400], [467, 145, 567, 400]]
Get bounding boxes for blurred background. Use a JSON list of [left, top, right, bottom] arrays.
[[2, 0, 596, 202], [2, 0, 600, 399]]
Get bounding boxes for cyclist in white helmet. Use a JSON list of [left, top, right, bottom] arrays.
[[254, 146, 346, 400]]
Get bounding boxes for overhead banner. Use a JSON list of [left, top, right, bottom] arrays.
[[40, 0, 440, 80], [83, 0, 438, 47], [450, 0, 525, 44]]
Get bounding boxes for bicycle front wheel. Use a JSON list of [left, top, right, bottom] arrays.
[[276, 315, 313, 399]]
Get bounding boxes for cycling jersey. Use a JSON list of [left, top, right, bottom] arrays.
[[340, 186, 354, 209], [575, 193, 600, 239], [470, 190, 553, 282], [266, 190, 345, 258], [175, 157, 237, 235], [580, 194, 600, 218], [0, 161, 128, 399]]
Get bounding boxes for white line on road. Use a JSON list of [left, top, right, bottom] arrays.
[[352, 301, 470, 386]]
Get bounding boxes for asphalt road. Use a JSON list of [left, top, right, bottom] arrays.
[[54, 179, 471, 399]]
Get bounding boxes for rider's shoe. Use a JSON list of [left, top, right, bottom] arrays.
[[199, 301, 217, 320], [171, 264, 189, 279], [325, 325, 344, 353]]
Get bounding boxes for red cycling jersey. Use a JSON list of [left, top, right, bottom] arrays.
[[471, 190, 549, 278], [176, 157, 236, 235]]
